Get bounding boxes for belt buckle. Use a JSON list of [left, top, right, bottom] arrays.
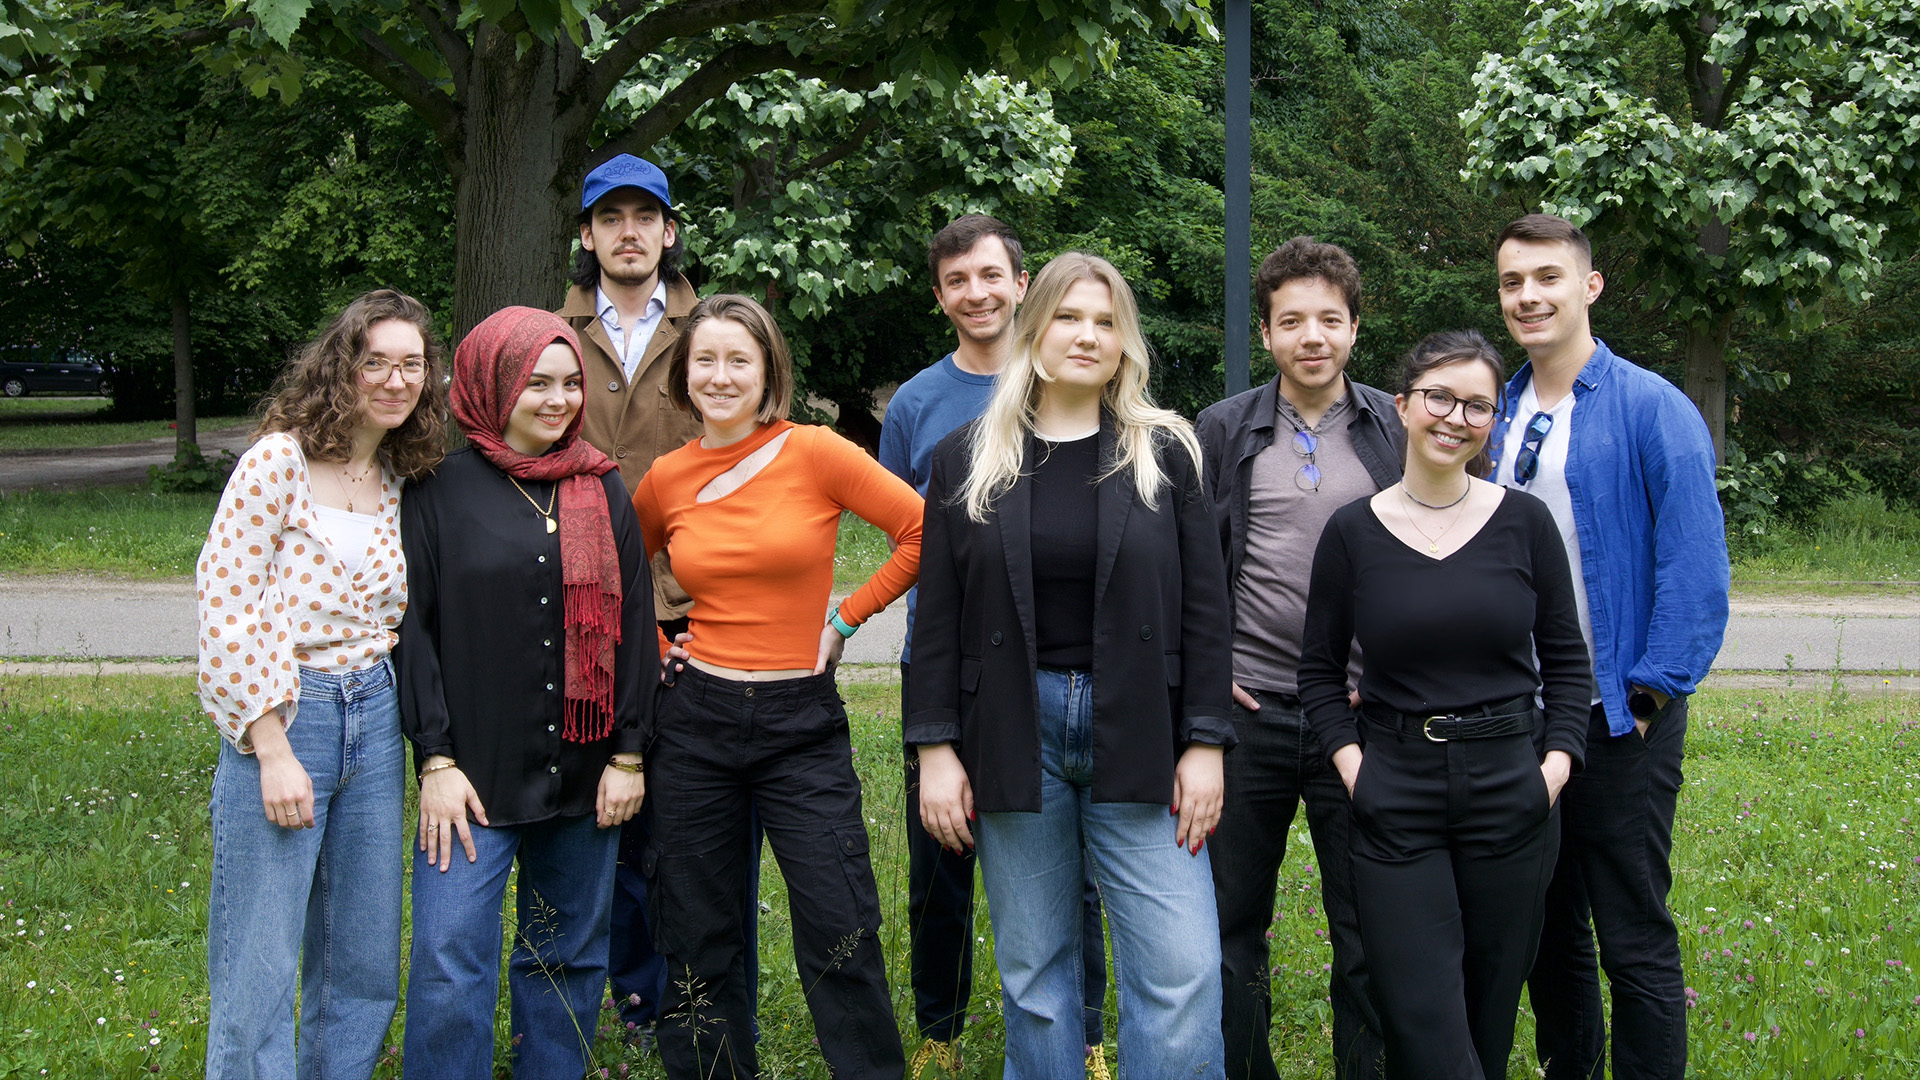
[[1422, 715, 1451, 743]]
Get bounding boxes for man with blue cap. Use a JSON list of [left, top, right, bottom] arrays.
[[560, 154, 701, 509], [559, 152, 716, 1052]]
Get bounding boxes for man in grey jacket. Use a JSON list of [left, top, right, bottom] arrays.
[[1196, 237, 1402, 1080]]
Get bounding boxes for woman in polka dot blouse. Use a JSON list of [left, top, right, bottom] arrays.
[[196, 290, 448, 1080]]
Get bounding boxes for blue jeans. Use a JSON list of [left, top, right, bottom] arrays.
[[977, 669, 1226, 1080], [205, 662, 405, 1080], [403, 813, 619, 1080]]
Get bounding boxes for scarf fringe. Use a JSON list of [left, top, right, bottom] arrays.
[[561, 579, 622, 743]]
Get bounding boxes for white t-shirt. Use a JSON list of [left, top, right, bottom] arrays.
[[312, 503, 377, 575], [1498, 382, 1600, 703]]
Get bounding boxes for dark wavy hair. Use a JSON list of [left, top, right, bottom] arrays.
[[255, 289, 449, 480], [665, 293, 794, 425], [569, 191, 684, 291], [1398, 329, 1507, 479], [1256, 236, 1362, 324]]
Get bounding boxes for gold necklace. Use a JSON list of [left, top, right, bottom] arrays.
[[1398, 482, 1470, 554], [334, 460, 377, 513], [508, 476, 558, 533]]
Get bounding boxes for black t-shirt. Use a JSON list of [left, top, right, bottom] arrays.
[[1297, 489, 1591, 767], [1030, 433, 1099, 669]]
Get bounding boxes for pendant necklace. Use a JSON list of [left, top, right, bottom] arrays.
[[335, 460, 376, 514], [508, 477, 558, 533], [1399, 481, 1470, 554]]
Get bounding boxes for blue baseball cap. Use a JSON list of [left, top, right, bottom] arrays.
[[581, 154, 673, 214]]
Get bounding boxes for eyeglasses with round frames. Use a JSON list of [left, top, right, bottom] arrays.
[[1409, 387, 1496, 429], [359, 357, 429, 385]]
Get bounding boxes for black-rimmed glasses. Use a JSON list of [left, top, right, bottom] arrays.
[[1513, 411, 1554, 484], [1291, 429, 1321, 491], [1410, 387, 1497, 428]]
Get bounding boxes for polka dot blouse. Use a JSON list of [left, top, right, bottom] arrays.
[[196, 432, 408, 750]]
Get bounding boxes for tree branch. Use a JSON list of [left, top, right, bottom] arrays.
[[592, 47, 879, 163], [409, 0, 471, 102], [9, 20, 245, 79], [325, 29, 460, 146], [787, 109, 885, 180], [575, 0, 821, 109]]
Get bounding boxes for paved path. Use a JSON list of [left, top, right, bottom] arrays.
[[3, 574, 1913, 677], [0, 424, 254, 491]]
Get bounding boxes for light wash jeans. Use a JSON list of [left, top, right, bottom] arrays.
[[403, 812, 618, 1080], [205, 662, 404, 1080], [978, 668, 1227, 1080]]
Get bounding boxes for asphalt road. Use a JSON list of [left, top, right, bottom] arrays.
[[3, 574, 1913, 679], [0, 423, 254, 492]]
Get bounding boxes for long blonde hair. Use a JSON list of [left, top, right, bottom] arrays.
[[959, 252, 1202, 523]]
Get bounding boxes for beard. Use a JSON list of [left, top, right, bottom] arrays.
[[598, 251, 659, 288]]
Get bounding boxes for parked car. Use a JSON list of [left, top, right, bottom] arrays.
[[0, 346, 114, 398]]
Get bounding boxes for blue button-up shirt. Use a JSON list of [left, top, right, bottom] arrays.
[[1489, 338, 1730, 736]]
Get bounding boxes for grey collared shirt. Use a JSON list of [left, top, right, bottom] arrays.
[[596, 279, 668, 381]]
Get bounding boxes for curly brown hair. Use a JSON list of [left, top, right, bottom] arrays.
[[255, 290, 449, 479]]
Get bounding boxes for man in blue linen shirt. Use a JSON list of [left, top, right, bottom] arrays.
[[1490, 213, 1730, 1080]]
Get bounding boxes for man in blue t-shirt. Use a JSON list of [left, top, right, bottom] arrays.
[[882, 216, 1114, 1077]]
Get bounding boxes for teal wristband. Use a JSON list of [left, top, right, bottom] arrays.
[[829, 610, 859, 638]]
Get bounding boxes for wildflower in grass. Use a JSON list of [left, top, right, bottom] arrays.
[[1855, 1028, 1866, 1038], [1744, 1032, 1757, 1042]]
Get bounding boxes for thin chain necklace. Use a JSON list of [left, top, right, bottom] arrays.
[[1398, 482, 1471, 554], [331, 459, 377, 514], [508, 477, 558, 534]]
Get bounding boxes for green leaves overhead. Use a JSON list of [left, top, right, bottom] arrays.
[[1463, 0, 1920, 324]]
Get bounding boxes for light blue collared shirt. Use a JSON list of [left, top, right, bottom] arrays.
[[596, 279, 668, 381]]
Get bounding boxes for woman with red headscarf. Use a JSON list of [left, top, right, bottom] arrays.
[[397, 307, 656, 1078]]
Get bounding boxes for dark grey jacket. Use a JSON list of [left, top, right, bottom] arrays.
[[1194, 375, 1405, 630]]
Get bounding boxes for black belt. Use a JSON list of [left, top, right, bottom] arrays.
[[1362, 694, 1536, 743]]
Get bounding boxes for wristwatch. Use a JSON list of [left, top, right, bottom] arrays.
[[1627, 689, 1660, 720]]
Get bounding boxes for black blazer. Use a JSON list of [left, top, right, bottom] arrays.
[[905, 420, 1235, 813]]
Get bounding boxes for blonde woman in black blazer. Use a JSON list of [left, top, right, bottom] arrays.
[[908, 252, 1235, 1079]]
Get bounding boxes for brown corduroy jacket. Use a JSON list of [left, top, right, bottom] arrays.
[[557, 276, 702, 620]]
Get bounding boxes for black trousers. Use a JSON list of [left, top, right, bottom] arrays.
[[899, 662, 1108, 1046], [1349, 713, 1559, 1080], [646, 666, 904, 1080], [611, 803, 760, 1030], [1528, 700, 1687, 1080], [1210, 690, 1384, 1080]]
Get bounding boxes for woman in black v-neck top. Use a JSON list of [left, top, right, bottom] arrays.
[[1299, 330, 1590, 1080]]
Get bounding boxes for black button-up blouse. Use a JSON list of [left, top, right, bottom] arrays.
[[397, 448, 656, 827]]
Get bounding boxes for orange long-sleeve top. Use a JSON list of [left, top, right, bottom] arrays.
[[632, 420, 923, 670]]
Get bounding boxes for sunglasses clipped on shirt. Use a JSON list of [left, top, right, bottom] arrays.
[[1512, 411, 1554, 485]]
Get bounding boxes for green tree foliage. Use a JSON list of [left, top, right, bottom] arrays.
[[1463, 0, 1920, 459], [202, 0, 1214, 333]]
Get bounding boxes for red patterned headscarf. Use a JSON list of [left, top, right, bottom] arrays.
[[451, 307, 622, 742]]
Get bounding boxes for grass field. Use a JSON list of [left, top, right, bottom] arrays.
[[0, 398, 251, 453], [0, 676, 1913, 1078]]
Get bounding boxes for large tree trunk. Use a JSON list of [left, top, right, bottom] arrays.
[[1683, 312, 1731, 464], [449, 35, 594, 340], [1685, 218, 1733, 463], [171, 282, 196, 464]]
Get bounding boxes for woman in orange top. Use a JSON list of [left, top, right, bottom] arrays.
[[631, 293, 920, 1080]]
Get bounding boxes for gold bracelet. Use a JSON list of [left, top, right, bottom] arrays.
[[421, 759, 458, 776], [607, 758, 644, 774]]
